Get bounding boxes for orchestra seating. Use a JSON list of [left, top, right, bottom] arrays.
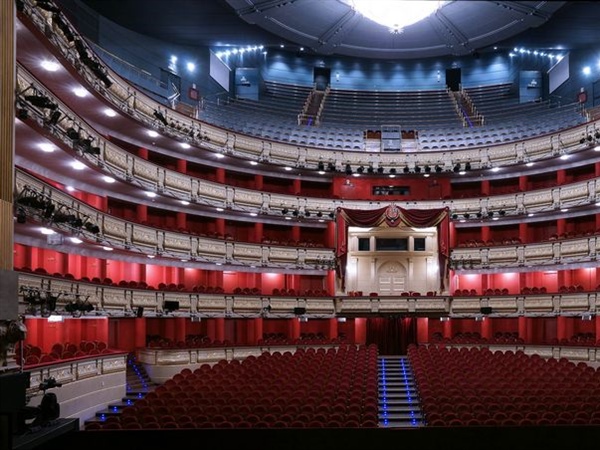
[[409, 344, 600, 426], [86, 345, 379, 429]]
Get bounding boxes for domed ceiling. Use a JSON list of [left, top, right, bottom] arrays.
[[73, 0, 600, 60]]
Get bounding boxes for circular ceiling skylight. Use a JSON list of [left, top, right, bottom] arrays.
[[350, 0, 446, 32]]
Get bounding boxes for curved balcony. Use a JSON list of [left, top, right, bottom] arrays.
[[17, 272, 600, 318], [16, 2, 600, 176], [15, 169, 335, 272], [16, 67, 600, 225]]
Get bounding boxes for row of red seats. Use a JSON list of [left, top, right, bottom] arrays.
[[89, 345, 379, 430], [457, 237, 521, 248], [16, 340, 110, 366], [409, 344, 600, 426]]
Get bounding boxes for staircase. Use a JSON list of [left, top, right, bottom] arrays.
[[298, 87, 327, 126], [84, 353, 155, 428], [378, 356, 423, 428], [451, 89, 484, 127]]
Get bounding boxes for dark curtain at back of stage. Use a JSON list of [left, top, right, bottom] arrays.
[[366, 317, 417, 355]]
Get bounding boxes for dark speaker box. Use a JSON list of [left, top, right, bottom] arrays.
[[480, 306, 493, 315], [136, 306, 144, 318], [293, 307, 306, 315], [164, 300, 180, 311]]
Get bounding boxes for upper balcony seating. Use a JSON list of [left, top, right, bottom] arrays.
[[16, 340, 111, 367], [320, 87, 461, 130]]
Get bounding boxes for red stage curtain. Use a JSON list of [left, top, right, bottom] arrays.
[[366, 317, 417, 355], [335, 204, 449, 291]]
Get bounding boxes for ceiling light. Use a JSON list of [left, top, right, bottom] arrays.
[[389, 174, 396, 178], [249, 212, 258, 217], [102, 176, 115, 183], [145, 191, 157, 198], [285, 217, 292, 220], [528, 213, 535, 217], [490, 167, 501, 172], [459, 171, 466, 175], [180, 200, 190, 206], [186, 62, 196, 72], [66, 186, 75, 192], [215, 153, 225, 159], [41, 60, 60, 72], [561, 208, 569, 213], [318, 171, 325, 175], [250, 161, 258, 166], [180, 142, 191, 149], [583, 66, 592, 76], [103, 108, 117, 117], [40, 228, 55, 235], [526, 162, 534, 167], [102, 246, 113, 251], [147, 254, 155, 259], [351, 0, 445, 30], [73, 87, 88, 97], [147, 130, 159, 138], [38, 143, 55, 152], [216, 207, 224, 212], [69, 237, 83, 244], [71, 161, 86, 170], [559, 154, 570, 160], [594, 145, 600, 152], [284, 166, 293, 171]]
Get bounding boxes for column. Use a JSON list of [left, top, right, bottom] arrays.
[[354, 318, 367, 345], [293, 179, 301, 195], [255, 175, 263, 191], [163, 319, 176, 342], [327, 271, 336, 296], [174, 317, 186, 343], [134, 318, 147, 349], [289, 318, 300, 341], [518, 316, 528, 344], [481, 226, 490, 243], [480, 180, 490, 196], [442, 319, 452, 339], [326, 221, 336, 248], [254, 222, 263, 243], [518, 222, 528, 243], [138, 147, 149, 159], [216, 167, 225, 184], [556, 316, 567, 342], [416, 317, 429, 344], [254, 318, 263, 344], [215, 317, 225, 342], [328, 318, 338, 340], [556, 169, 566, 186], [0, 0, 16, 324], [518, 175, 527, 192], [480, 317, 491, 340]]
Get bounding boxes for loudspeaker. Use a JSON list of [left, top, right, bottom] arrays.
[[480, 306, 493, 315], [136, 306, 144, 318], [164, 300, 180, 312], [293, 307, 306, 315]]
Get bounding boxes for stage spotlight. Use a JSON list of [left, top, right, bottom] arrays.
[[66, 127, 80, 141], [356, 166, 365, 174], [403, 166, 410, 174], [16, 208, 26, 224], [83, 222, 100, 234], [292, 210, 299, 217], [327, 162, 336, 172], [345, 164, 352, 175], [46, 110, 62, 126], [499, 210, 506, 216], [52, 13, 74, 42], [282, 208, 289, 215], [377, 166, 384, 174], [389, 168, 397, 175], [153, 109, 169, 126], [451, 214, 458, 220], [435, 165, 443, 173], [453, 163, 461, 173], [424, 165, 431, 173], [316, 211, 323, 218], [317, 161, 325, 171], [367, 166, 374, 174], [414, 165, 421, 173], [18, 107, 29, 120], [304, 211, 311, 217], [24, 94, 57, 110], [465, 162, 472, 171]]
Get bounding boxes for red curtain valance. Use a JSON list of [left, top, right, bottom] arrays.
[[335, 204, 450, 292]]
